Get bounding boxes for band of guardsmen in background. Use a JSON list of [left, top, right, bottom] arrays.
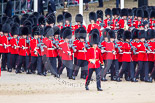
[[1, 5, 155, 91]]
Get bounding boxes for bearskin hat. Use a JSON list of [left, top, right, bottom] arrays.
[[63, 28, 72, 39], [108, 30, 115, 39], [53, 26, 60, 35], [123, 30, 131, 41], [136, 9, 144, 17], [117, 29, 124, 40], [32, 26, 40, 36], [128, 9, 133, 16], [57, 14, 64, 23], [2, 23, 11, 33], [138, 30, 146, 39], [105, 8, 112, 16], [38, 16, 46, 25], [75, 14, 83, 23], [120, 8, 128, 17], [150, 10, 155, 18], [46, 13, 56, 24], [78, 27, 87, 39], [147, 29, 154, 40], [21, 26, 29, 35], [132, 29, 139, 39], [64, 12, 72, 22], [89, 12, 97, 22], [112, 8, 119, 16], [11, 24, 19, 36], [89, 29, 100, 45], [96, 10, 103, 19]]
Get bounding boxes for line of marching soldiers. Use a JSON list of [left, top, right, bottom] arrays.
[[1, 6, 155, 90]]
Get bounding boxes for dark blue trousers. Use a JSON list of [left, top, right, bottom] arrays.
[[73, 59, 88, 78], [1, 53, 11, 70], [119, 62, 135, 80], [10, 54, 18, 69], [101, 60, 119, 80], [47, 57, 57, 75], [86, 68, 101, 89], [16, 55, 29, 72], [136, 61, 149, 80], [29, 56, 42, 73], [59, 60, 73, 78]]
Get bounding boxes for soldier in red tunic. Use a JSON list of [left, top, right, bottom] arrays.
[[16, 27, 30, 74], [73, 28, 88, 80], [135, 30, 151, 82], [87, 12, 99, 34], [28, 26, 43, 75], [85, 29, 104, 91], [9, 24, 20, 72], [1, 23, 11, 71], [118, 31, 138, 82], [74, 14, 86, 31], [101, 30, 120, 82], [104, 8, 112, 29], [58, 28, 74, 79]]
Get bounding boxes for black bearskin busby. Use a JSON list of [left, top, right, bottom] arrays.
[[63, 28, 72, 39], [89, 12, 97, 22], [120, 8, 128, 17], [57, 14, 64, 23], [96, 10, 103, 19], [105, 8, 112, 16], [75, 14, 83, 23]]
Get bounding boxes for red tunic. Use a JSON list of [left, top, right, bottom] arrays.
[[122, 42, 132, 62], [87, 47, 103, 69], [18, 38, 30, 56], [9, 38, 19, 54], [137, 42, 148, 61], [44, 38, 58, 57], [77, 41, 87, 60]]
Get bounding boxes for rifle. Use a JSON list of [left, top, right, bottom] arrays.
[[26, 36, 30, 45], [129, 40, 137, 55], [68, 39, 77, 52], [85, 40, 89, 49], [98, 42, 105, 53], [144, 40, 152, 52], [114, 40, 122, 53], [52, 38, 59, 48]]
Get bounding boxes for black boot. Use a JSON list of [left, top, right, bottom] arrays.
[[26, 69, 32, 74], [85, 85, 89, 90], [131, 78, 138, 82], [116, 77, 122, 82], [72, 76, 76, 80], [97, 87, 103, 91], [15, 70, 22, 74], [8, 68, 12, 72]]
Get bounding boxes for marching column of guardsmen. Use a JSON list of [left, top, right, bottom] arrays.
[[1, 6, 155, 91]]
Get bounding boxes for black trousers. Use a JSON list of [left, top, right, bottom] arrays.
[[10, 54, 18, 69], [16, 55, 29, 72], [98, 0, 103, 7], [57, 56, 62, 72], [47, 57, 57, 75], [86, 68, 101, 89], [119, 62, 135, 79], [29, 56, 42, 73], [58, 60, 73, 78], [101, 60, 119, 79], [1, 53, 11, 70], [42, 54, 47, 72], [136, 61, 149, 80], [148, 61, 154, 74], [73, 59, 88, 77]]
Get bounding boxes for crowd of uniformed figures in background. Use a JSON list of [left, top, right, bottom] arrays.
[[1, 5, 155, 90]]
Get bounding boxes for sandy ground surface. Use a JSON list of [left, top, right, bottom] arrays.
[[0, 70, 155, 103], [1, 0, 155, 103]]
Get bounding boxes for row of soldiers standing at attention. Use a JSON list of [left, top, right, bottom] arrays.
[[1, 6, 155, 90]]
